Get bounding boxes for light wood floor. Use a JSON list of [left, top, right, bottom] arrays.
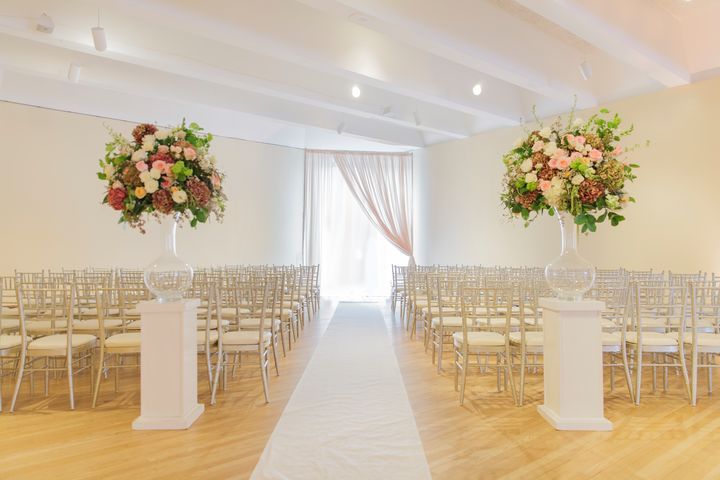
[[2, 300, 720, 479]]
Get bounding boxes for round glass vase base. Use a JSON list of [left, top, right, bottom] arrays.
[[544, 209, 595, 302], [143, 265, 193, 303]]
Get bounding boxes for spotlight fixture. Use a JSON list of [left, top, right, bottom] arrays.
[[351, 85, 361, 98], [579, 60, 592, 81], [67, 63, 82, 83], [337, 121, 346, 135], [36, 13, 54, 34], [92, 9, 107, 51], [472, 83, 483, 96], [382, 105, 393, 116]]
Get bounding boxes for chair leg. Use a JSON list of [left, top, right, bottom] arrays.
[[10, 349, 27, 412], [93, 350, 105, 408], [259, 348, 270, 404], [622, 345, 635, 403], [635, 349, 643, 406], [205, 351, 213, 392], [67, 351, 75, 410], [691, 347, 698, 406], [459, 353, 468, 406], [210, 352, 224, 405], [271, 342, 280, 376], [436, 329, 444, 374], [679, 349, 691, 402]]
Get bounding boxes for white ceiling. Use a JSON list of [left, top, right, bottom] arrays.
[[0, 0, 718, 150]]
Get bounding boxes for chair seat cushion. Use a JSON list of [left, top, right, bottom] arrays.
[[105, 332, 141, 348], [422, 306, 460, 316], [625, 331, 677, 346], [223, 331, 272, 346], [29, 334, 96, 350], [602, 332, 622, 347], [0, 319, 21, 330], [453, 331, 505, 347], [220, 307, 252, 318], [431, 316, 463, 328], [1, 307, 20, 316], [238, 318, 282, 329], [509, 331, 544, 347], [601, 319, 618, 330], [26, 320, 68, 331], [0, 334, 22, 350], [74, 319, 124, 330], [684, 333, 720, 347], [197, 319, 231, 330], [198, 330, 219, 344]]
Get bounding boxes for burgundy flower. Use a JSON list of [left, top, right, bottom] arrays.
[[578, 179, 604, 204], [108, 188, 126, 211], [186, 177, 211, 206], [152, 190, 174, 214], [132, 123, 158, 144], [150, 151, 173, 165]]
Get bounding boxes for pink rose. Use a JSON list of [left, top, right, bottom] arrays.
[[557, 158, 570, 170], [532, 140, 545, 153], [152, 160, 167, 171], [157, 145, 170, 154], [613, 145, 624, 156], [539, 180, 552, 192], [570, 151, 583, 160], [211, 172, 221, 188], [588, 149, 603, 161], [183, 147, 197, 160], [162, 178, 173, 189], [565, 134, 575, 145], [164, 163, 174, 175], [548, 158, 559, 169], [551, 148, 568, 159], [135, 161, 148, 172], [575, 135, 586, 145]]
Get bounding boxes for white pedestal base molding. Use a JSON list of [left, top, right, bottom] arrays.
[[537, 298, 612, 432], [132, 299, 204, 431]]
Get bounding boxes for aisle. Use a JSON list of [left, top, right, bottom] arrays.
[[251, 302, 431, 480]]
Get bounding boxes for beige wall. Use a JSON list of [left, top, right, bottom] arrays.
[[0, 101, 304, 273], [415, 77, 720, 273]]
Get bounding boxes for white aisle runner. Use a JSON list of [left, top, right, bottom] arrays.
[[250, 302, 431, 480]]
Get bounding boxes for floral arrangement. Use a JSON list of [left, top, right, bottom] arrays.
[[501, 108, 639, 232], [98, 120, 225, 232]]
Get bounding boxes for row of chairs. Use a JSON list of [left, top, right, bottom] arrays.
[[391, 265, 720, 407], [0, 265, 320, 412]]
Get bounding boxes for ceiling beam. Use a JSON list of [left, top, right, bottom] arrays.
[[513, 0, 690, 87], [0, 21, 467, 143], [294, 0, 587, 104]]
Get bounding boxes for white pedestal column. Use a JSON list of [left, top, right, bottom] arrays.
[[132, 299, 204, 430], [537, 298, 612, 431]]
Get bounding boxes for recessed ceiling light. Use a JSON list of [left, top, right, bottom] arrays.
[[67, 63, 82, 83], [472, 83, 483, 96], [351, 85, 361, 98]]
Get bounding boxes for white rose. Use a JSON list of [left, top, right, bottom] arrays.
[[172, 189, 188, 204], [139, 171, 151, 183], [144, 179, 159, 194], [155, 129, 170, 141], [149, 168, 162, 180], [520, 158, 533, 173], [606, 194, 620, 209], [175, 130, 186, 139], [142, 134, 156, 152], [199, 157, 211, 172], [131, 150, 147, 162], [543, 141, 558, 156], [571, 174, 585, 185], [104, 164, 115, 177], [112, 180, 123, 189], [539, 127, 551, 139], [512, 137, 524, 148], [525, 172, 538, 184]]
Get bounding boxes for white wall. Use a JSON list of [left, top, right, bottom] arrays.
[[415, 77, 720, 273], [0, 101, 304, 273]]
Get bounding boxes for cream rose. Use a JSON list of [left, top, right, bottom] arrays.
[[172, 189, 188, 203]]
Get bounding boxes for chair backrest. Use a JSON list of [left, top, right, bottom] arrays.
[[459, 284, 511, 350], [17, 284, 76, 345]]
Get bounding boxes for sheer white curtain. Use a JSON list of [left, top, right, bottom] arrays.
[[303, 150, 412, 297]]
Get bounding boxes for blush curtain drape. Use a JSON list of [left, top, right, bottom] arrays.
[[302, 149, 415, 267]]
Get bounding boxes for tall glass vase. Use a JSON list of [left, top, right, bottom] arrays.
[[144, 213, 193, 302], [544, 208, 595, 301]]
